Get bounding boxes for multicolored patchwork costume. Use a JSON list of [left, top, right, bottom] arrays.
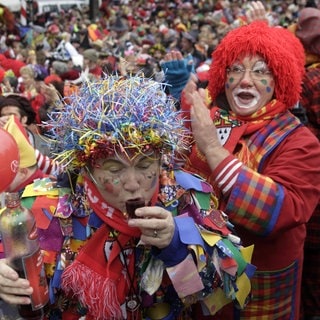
[[1, 169, 255, 320]]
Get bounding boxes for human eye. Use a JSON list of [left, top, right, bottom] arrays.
[[252, 68, 265, 75], [252, 62, 271, 76], [101, 160, 124, 173], [136, 160, 153, 170], [108, 165, 123, 174], [228, 64, 243, 73]]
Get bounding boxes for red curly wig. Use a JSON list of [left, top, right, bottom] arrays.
[[208, 21, 305, 108]]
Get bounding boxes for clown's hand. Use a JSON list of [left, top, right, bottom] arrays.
[[0, 259, 33, 305]]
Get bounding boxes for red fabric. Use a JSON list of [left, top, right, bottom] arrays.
[[44, 74, 63, 85], [184, 102, 320, 319], [0, 54, 26, 77], [300, 64, 320, 318], [89, 65, 103, 78], [31, 94, 46, 124], [61, 177, 142, 319]]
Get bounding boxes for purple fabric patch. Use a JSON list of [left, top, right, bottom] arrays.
[[38, 217, 63, 251]]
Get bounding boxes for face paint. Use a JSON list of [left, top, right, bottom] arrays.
[[96, 176, 116, 194], [225, 55, 275, 116], [91, 153, 160, 212], [148, 171, 158, 189]]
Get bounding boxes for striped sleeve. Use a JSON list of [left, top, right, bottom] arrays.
[[35, 149, 63, 176], [211, 155, 242, 196]]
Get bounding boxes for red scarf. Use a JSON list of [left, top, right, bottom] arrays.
[[61, 177, 141, 320], [232, 99, 287, 135]]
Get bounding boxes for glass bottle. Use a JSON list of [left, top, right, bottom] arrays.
[[0, 192, 49, 319]]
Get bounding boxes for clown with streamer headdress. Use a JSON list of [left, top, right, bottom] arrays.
[[35, 75, 256, 320], [47, 75, 190, 169]]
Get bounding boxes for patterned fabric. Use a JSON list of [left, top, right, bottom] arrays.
[[61, 177, 142, 319], [300, 64, 320, 319], [301, 64, 320, 253], [184, 102, 320, 319], [59, 169, 255, 320], [300, 66, 320, 141], [241, 261, 298, 320]]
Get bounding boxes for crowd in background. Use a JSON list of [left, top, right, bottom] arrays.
[[0, 0, 319, 140]]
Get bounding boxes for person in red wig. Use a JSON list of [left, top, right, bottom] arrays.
[[181, 20, 320, 319]]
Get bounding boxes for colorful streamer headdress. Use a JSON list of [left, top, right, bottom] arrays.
[[46, 75, 191, 169]]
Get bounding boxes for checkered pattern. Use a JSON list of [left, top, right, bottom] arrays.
[[241, 260, 298, 319], [227, 168, 282, 236]]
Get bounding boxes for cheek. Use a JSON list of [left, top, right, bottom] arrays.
[[225, 77, 235, 90], [259, 78, 274, 94], [150, 172, 158, 189], [97, 175, 121, 194]]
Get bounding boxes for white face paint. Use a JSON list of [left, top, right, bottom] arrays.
[[231, 88, 261, 110], [225, 55, 275, 116]]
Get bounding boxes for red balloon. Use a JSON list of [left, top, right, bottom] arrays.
[[0, 128, 19, 192]]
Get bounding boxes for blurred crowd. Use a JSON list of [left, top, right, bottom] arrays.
[[0, 0, 319, 146]]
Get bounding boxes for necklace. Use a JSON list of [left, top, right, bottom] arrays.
[[111, 231, 141, 317]]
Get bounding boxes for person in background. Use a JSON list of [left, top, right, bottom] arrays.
[[0, 75, 255, 319], [0, 96, 62, 176], [181, 21, 320, 319], [179, 31, 206, 70], [82, 48, 102, 79], [0, 94, 40, 148], [288, 7, 320, 320], [18, 64, 46, 124]]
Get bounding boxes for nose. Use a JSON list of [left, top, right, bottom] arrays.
[[121, 169, 141, 193], [239, 70, 254, 88]]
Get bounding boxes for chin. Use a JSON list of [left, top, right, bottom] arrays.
[[232, 104, 260, 116]]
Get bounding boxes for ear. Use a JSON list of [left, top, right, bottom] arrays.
[[20, 115, 28, 126], [18, 167, 29, 179]]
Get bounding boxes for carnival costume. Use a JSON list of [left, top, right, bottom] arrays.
[[43, 76, 255, 319], [182, 22, 320, 319]]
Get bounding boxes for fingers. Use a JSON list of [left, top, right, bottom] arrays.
[[190, 91, 208, 117], [0, 289, 32, 305], [163, 50, 183, 62], [128, 207, 175, 248], [183, 73, 200, 105], [0, 259, 19, 280], [247, 1, 267, 24], [0, 260, 32, 305]]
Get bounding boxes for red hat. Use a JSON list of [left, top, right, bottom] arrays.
[[208, 21, 305, 108], [295, 8, 320, 56]]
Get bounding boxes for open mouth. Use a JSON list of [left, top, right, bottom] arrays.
[[237, 92, 255, 101]]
